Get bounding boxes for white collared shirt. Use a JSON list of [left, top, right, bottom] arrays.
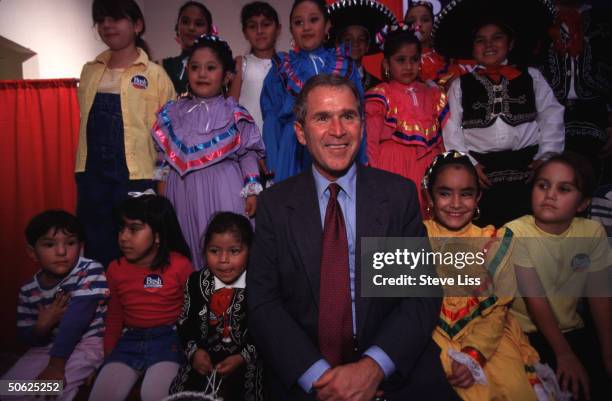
[[443, 67, 565, 165], [213, 271, 246, 290]]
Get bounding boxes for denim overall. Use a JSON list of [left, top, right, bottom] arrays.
[[105, 324, 184, 370], [76, 93, 152, 268]]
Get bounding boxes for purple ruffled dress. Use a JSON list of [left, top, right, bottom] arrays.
[[152, 95, 265, 268]]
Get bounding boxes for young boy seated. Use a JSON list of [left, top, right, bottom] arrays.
[[2, 210, 109, 401]]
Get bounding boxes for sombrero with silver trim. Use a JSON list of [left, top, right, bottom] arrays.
[[327, 0, 398, 55], [432, 0, 556, 61]]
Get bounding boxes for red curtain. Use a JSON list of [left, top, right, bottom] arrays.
[[0, 79, 79, 350]]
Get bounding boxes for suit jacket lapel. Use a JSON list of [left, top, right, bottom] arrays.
[[355, 165, 389, 338], [287, 170, 323, 310]]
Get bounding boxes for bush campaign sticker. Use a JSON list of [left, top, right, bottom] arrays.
[[144, 274, 163, 290], [131, 75, 148, 90]]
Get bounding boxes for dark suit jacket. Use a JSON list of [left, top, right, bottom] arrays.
[[247, 164, 459, 400]]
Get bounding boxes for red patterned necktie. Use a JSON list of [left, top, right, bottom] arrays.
[[318, 183, 354, 367]]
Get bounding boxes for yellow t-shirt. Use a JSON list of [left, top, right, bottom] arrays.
[[97, 68, 124, 94], [504, 215, 611, 333]]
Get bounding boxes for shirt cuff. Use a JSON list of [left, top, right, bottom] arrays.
[[363, 345, 396, 378], [298, 359, 331, 393]]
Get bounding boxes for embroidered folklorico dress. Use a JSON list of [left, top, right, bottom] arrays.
[[152, 95, 265, 268], [260, 46, 364, 182], [424, 220, 554, 401], [365, 80, 449, 215]]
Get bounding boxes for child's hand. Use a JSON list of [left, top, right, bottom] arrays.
[[192, 348, 213, 376], [447, 360, 475, 388], [34, 292, 70, 336], [245, 195, 257, 218], [37, 357, 66, 384], [215, 354, 245, 376], [474, 164, 491, 189], [556, 352, 590, 400], [37, 365, 65, 382]]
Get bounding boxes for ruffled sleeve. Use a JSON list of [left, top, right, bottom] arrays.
[[152, 99, 245, 177], [433, 86, 451, 130], [260, 54, 286, 174], [365, 86, 393, 168], [233, 106, 266, 197]]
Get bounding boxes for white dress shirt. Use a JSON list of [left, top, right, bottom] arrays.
[[443, 67, 565, 165]]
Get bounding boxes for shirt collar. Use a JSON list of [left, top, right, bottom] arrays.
[[214, 270, 246, 290], [312, 163, 357, 202], [94, 47, 149, 67], [475, 58, 509, 70]]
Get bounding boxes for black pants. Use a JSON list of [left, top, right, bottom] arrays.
[[470, 145, 538, 228], [528, 326, 611, 401]]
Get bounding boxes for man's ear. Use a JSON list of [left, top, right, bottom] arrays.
[[26, 244, 39, 264], [294, 120, 307, 146]]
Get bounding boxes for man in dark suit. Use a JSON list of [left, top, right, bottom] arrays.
[[248, 74, 457, 401]]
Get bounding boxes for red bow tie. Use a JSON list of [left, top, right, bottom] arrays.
[[210, 287, 234, 318], [476, 65, 521, 83]]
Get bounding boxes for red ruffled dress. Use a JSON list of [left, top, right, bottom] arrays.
[[365, 80, 449, 215]]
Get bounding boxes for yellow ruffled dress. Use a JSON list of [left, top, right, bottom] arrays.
[[425, 220, 544, 401]]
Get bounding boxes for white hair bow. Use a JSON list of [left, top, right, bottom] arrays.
[[127, 188, 157, 198]]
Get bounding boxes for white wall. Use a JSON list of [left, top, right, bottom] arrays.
[[0, 0, 292, 79], [0, 0, 110, 79], [144, 0, 292, 62]]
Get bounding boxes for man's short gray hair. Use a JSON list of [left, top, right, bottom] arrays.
[[293, 74, 363, 124]]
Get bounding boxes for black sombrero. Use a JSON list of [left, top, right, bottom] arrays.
[[432, 0, 556, 62], [327, 0, 398, 55]]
